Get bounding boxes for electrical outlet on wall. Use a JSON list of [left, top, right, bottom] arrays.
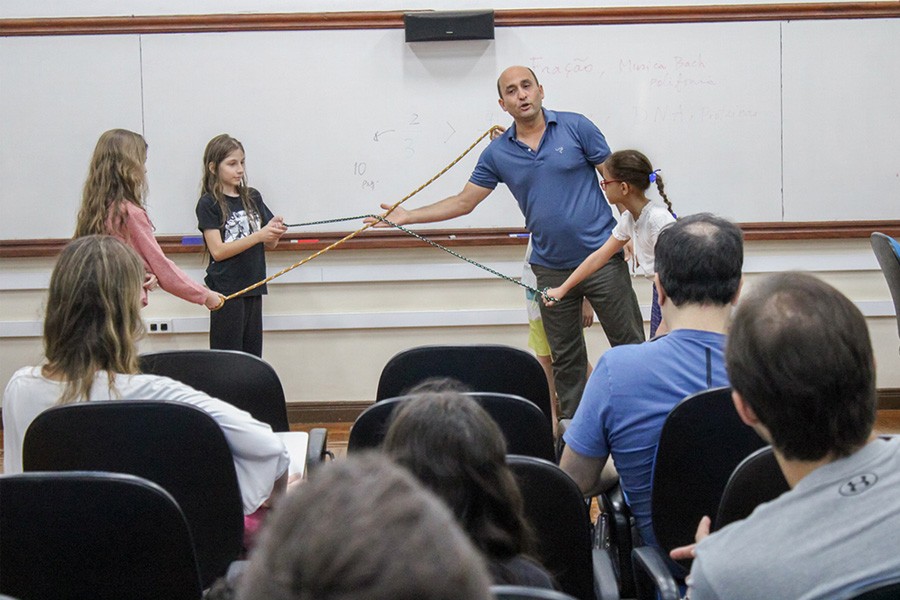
[[146, 319, 173, 334]]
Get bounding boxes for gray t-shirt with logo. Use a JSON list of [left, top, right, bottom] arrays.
[[689, 436, 900, 600]]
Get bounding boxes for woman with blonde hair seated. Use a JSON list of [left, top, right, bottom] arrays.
[[2, 235, 289, 515]]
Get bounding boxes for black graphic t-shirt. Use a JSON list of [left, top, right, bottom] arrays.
[[196, 189, 274, 296]]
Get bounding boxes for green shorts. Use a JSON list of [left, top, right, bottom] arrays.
[[528, 317, 551, 357]]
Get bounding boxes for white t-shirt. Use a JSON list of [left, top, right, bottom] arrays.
[[2, 366, 290, 514], [611, 203, 675, 278]]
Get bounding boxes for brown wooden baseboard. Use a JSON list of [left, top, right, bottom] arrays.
[[0, 389, 894, 431], [286, 388, 900, 424], [286, 400, 373, 424], [879, 388, 900, 411]]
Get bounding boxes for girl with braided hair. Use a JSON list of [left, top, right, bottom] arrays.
[[544, 149, 676, 337]]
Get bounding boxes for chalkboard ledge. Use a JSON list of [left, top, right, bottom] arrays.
[[1, 221, 898, 258]]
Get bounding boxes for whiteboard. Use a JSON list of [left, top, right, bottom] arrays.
[[782, 18, 900, 222], [0, 35, 144, 240], [0, 18, 896, 239]]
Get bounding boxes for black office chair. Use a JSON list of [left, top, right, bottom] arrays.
[[650, 386, 766, 563], [601, 387, 766, 599], [23, 401, 244, 589], [631, 551, 900, 600], [376, 344, 553, 423], [348, 392, 556, 461], [507, 455, 619, 600], [631, 437, 900, 599], [631, 445, 790, 600], [846, 575, 900, 600], [492, 585, 581, 600], [139, 349, 290, 431], [140, 349, 331, 471], [714, 445, 789, 529], [347, 398, 397, 453], [870, 232, 900, 349], [0, 471, 202, 600]]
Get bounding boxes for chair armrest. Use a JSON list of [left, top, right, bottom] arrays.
[[598, 486, 637, 599], [305, 427, 329, 474], [631, 546, 681, 600], [592, 547, 622, 600], [593, 509, 609, 550]]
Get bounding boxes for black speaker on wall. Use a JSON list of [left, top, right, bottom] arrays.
[[404, 10, 495, 43]]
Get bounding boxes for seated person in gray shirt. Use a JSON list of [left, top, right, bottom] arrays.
[[671, 272, 900, 600]]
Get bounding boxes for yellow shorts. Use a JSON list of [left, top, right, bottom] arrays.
[[528, 318, 551, 357]]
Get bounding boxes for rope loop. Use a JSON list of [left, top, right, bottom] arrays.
[[224, 125, 506, 302]]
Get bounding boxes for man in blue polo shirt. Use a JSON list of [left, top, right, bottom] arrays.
[[368, 65, 644, 419], [560, 214, 744, 562]]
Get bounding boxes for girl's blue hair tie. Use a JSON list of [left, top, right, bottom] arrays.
[[649, 169, 661, 183]]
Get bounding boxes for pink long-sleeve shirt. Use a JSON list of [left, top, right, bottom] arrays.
[[107, 202, 209, 306]]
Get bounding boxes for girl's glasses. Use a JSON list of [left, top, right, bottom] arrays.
[[599, 179, 622, 190]]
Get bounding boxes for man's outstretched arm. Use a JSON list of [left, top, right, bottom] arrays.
[[365, 182, 492, 227]]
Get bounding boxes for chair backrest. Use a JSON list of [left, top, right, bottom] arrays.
[[22, 401, 244, 588], [376, 344, 553, 422], [507, 455, 596, 600], [650, 387, 766, 569], [139, 349, 290, 431], [492, 585, 580, 600], [347, 398, 399, 453], [714, 446, 790, 530], [0, 471, 202, 600], [348, 392, 556, 461], [870, 232, 900, 340]]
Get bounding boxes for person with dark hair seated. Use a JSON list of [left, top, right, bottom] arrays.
[[559, 213, 744, 562], [237, 454, 493, 600], [671, 273, 900, 599], [383, 380, 556, 589]]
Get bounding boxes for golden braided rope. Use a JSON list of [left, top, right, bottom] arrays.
[[218, 125, 503, 305]]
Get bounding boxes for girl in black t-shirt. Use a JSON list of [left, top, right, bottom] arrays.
[[196, 134, 286, 357]]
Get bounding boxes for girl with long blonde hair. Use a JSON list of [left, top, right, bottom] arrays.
[[544, 149, 677, 337], [75, 128, 224, 310]]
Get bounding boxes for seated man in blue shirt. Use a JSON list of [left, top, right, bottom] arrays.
[[560, 213, 744, 553], [367, 65, 644, 421]]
